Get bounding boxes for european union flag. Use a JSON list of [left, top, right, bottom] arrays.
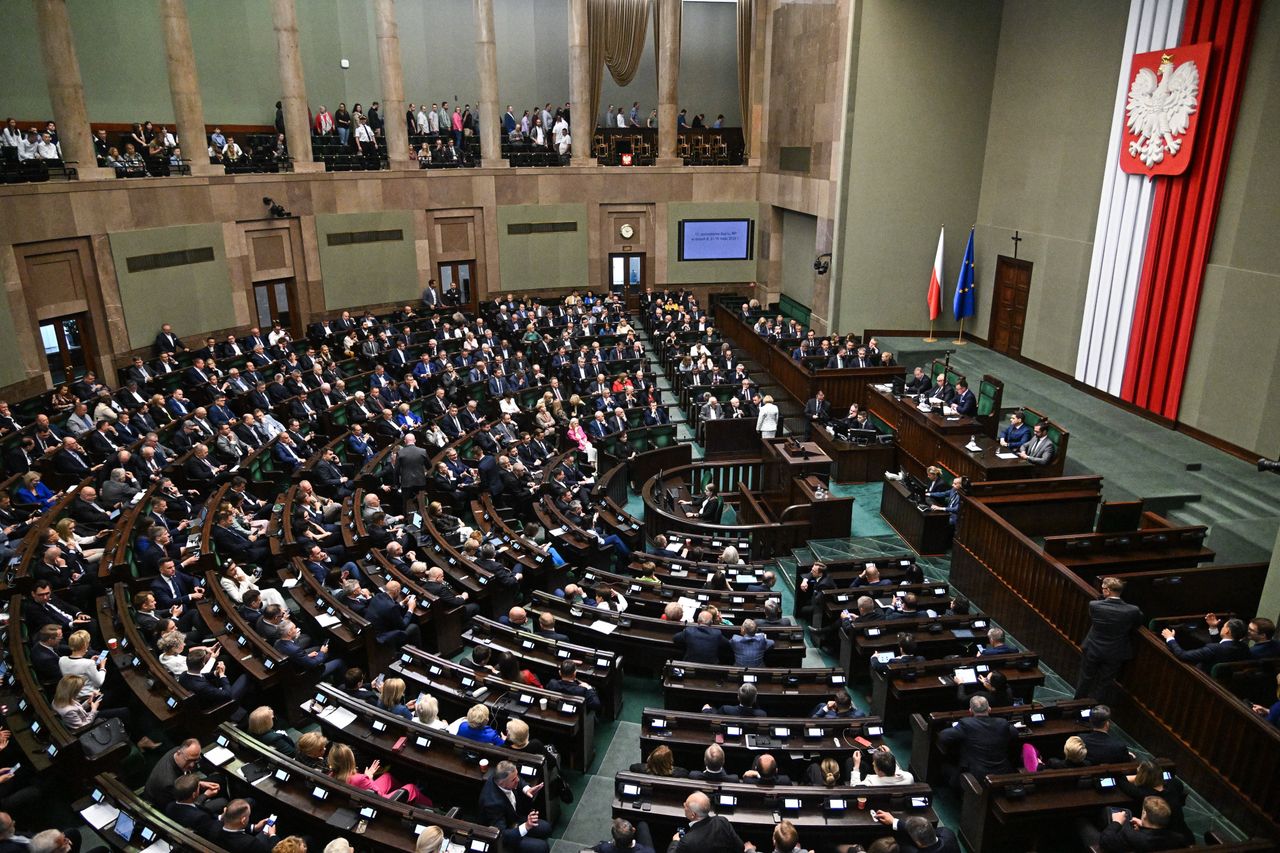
[[953, 227, 976, 321]]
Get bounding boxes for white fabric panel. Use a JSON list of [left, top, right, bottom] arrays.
[[1076, 0, 1186, 394]]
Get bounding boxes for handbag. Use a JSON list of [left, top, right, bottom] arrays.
[[79, 717, 128, 760]]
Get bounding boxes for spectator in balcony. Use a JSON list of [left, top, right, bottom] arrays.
[[646, 109, 657, 128], [17, 128, 39, 161], [158, 126, 177, 149], [530, 117, 547, 149], [416, 103, 431, 135], [271, 135, 288, 164], [35, 132, 61, 162], [615, 109, 627, 130], [369, 101, 383, 136], [221, 137, 243, 162], [436, 102, 449, 135], [416, 143, 432, 167], [209, 126, 226, 151], [503, 105, 517, 137], [274, 100, 285, 135], [122, 143, 145, 172], [354, 116, 377, 159], [314, 106, 335, 137], [169, 146, 185, 169], [677, 109, 688, 129], [333, 102, 350, 145], [712, 114, 724, 129], [128, 123, 147, 151], [92, 128, 110, 165], [451, 106, 464, 149], [692, 113, 705, 128], [1, 117, 21, 153], [519, 110, 531, 138]]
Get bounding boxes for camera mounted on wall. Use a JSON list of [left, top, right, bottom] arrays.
[[813, 253, 832, 275], [262, 197, 290, 218]]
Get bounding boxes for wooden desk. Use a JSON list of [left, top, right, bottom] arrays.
[[795, 475, 854, 539], [640, 708, 884, 778], [869, 654, 1045, 724], [839, 614, 996, 681], [812, 425, 895, 483], [613, 771, 938, 851], [703, 417, 760, 460], [880, 478, 953, 555], [662, 661, 847, 717], [761, 438, 832, 511], [867, 389, 1049, 481]]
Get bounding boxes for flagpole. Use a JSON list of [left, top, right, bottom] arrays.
[[924, 319, 936, 343], [953, 318, 966, 346]]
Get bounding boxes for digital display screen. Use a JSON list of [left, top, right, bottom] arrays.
[[678, 219, 754, 261]]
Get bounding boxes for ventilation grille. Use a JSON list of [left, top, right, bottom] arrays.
[[326, 229, 405, 246], [778, 147, 811, 174], [125, 247, 215, 273], [506, 222, 579, 235]]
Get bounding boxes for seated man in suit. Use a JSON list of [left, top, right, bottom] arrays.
[[163, 775, 219, 837], [205, 797, 278, 853], [978, 626, 1018, 656], [870, 811, 961, 853], [1079, 704, 1134, 764], [273, 620, 344, 679], [998, 410, 1031, 451], [420, 565, 480, 620], [740, 753, 792, 786], [666, 791, 743, 853], [479, 760, 551, 853], [936, 695, 1017, 788], [948, 379, 977, 417], [701, 683, 767, 717], [688, 744, 739, 783], [810, 691, 863, 719], [211, 511, 271, 565], [1247, 617, 1280, 659], [927, 373, 955, 406], [546, 659, 602, 713], [178, 647, 250, 707], [904, 366, 931, 396], [1161, 617, 1250, 672], [672, 610, 730, 664], [586, 818, 656, 853], [30, 623, 68, 685], [365, 580, 422, 646], [1018, 421, 1057, 466], [1094, 795, 1184, 853]]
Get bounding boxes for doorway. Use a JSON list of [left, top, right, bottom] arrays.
[[987, 256, 1032, 357], [437, 261, 476, 306], [39, 314, 96, 385], [609, 253, 644, 307], [253, 280, 297, 335]]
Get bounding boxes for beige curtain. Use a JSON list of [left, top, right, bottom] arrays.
[[588, 0, 651, 129], [737, 0, 754, 154]]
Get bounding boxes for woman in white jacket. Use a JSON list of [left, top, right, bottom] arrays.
[[756, 394, 780, 438]]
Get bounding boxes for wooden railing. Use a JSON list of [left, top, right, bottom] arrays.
[[952, 491, 1280, 840]]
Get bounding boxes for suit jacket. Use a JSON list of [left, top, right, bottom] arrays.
[[936, 714, 1016, 778], [666, 815, 743, 853], [952, 389, 977, 416], [927, 383, 955, 403], [478, 777, 536, 847], [546, 677, 601, 712], [23, 594, 80, 634], [673, 625, 729, 665], [163, 801, 217, 836], [31, 641, 66, 684], [366, 591, 413, 639], [1098, 821, 1185, 852], [1080, 730, 1132, 765], [1165, 636, 1251, 672], [206, 828, 274, 853], [151, 571, 203, 609], [1082, 597, 1145, 662], [178, 671, 237, 707], [803, 398, 830, 420], [896, 824, 962, 853]]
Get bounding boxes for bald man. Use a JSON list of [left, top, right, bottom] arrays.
[[667, 791, 743, 853]]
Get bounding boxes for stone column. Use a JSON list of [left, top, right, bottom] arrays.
[[473, 0, 505, 167], [271, 0, 321, 172], [656, 0, 681, 165], [568, 0, 593, 166], [32, 0, 112, 180], [157, 0, 218, 176], [374, 0, 411, 169]]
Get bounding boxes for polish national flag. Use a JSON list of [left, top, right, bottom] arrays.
[[927, 226, 944, 321]]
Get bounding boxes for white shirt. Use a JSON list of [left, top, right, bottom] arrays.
[[416, 109, 430, 133], [222, 142, 242, 159], [531, 126, 546, 147], [558, 133, 572, 156], [552, 119, 569, 144], [427, 111, 439, 132], [355, 124, 375, 143], [616, 113, 627, 128], [1, 127, 23, 148], [18, 137, 40, 160], [35, 139, 61, 160]]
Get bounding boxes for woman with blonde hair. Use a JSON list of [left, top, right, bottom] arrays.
[[414, 695, 450, 730], [17, 471, 56, 512], [805, 756, 844, 788], [629, 744, 687, 777], [719, 545, 744, 566], [377, 677, 414, 720], [296, 731, 330, 771], [327, 742, 432, 805], [414, 826, 445, 853], [566, 417, 596, 465], [534, 401, 557, 432], [52, 674, 157, 749], [54, 517, 104, 566], [454, 703, 504, 745], [58, 630, 106, 698], [247, 705, 296, 756]]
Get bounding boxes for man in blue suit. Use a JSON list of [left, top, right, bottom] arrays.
[[998, 411, 1031, 451], [672, 611, 729, 664], [365, 580, 422, 646], [178, 647, 250, 707], [978, 626, 1018, 656], [949, 379, 977, 417], [479, 761, 550, 853], [586, 819, 656, 853], [273, 620, 344, 679]]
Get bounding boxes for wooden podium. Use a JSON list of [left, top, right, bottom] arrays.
[[761, 438, 833, 509]]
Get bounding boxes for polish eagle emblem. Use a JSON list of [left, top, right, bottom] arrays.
[[1120, 44, 1210, 176]]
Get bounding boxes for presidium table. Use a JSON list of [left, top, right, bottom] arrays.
[[866, 387, 1045, 482]]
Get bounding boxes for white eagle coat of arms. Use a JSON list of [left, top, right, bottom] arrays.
[[1120, 44, 1211, 177]]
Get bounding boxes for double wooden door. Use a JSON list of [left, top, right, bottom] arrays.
[[987, 255, 1032, 357]]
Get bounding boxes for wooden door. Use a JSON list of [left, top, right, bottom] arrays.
[[987, 255, 1032, 356]]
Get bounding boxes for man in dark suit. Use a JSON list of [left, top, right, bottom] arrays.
[[30, 624, 68, 685], [687, 744, 739, 783], [164, 775, 219, 836], [665, 791, 743, 853], [393, 434, 429, 501], [23, 581, 92, 636], [1019, 421, 1057, 466], [1161, 617, 1251, 672], [1079, 705, 1133, 764], [479, 760, 551, 853], [150, 559, 206, 612], [153, 324, 186, 356], [802, 390, 830, 438], [1076, 577, 1145, 703], [927, 374, 955, 406], [546, 660, 602, 713], [178, 648, 250, 707], [870, 811, 961, 853], [949, 379, 977, 417], [587, 818, 656, 853], [421, 566, 479, 620], [1095, 795, 1184, 852], [274, 620, 344, 679], [936, 695, 1017, 787], [365, 580, 422, 646], [673, 611, 729, 664], [797, 562, 836, 623], [701, 683, 767, 717], [205, 798, 277, 853]]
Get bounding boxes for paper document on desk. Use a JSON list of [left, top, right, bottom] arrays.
[[281, 578, 299, 589], [319, 705, 358, 729], [315, 612, 341, 628], [677, 596, 700, 622], [588, 620, 618, 635], [203, 745, 235, 766], [139, 841, 172, 853], [549, 527, 567, 537], [79, 802, 120, 829], [964, 441, 980, 451], [995, 451, 1019, 460]]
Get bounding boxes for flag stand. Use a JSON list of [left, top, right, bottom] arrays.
[[953, 319, 967, 346], [923, 319, 937, 343]]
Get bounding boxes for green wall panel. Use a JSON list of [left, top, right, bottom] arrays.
[[315, 211, 419, 311], [665, 202, 761, 285], [780, 209, 818, 309], [0, 297, 25, 388], [109, 224, 234, 351], [495, 204, 589, 292]]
